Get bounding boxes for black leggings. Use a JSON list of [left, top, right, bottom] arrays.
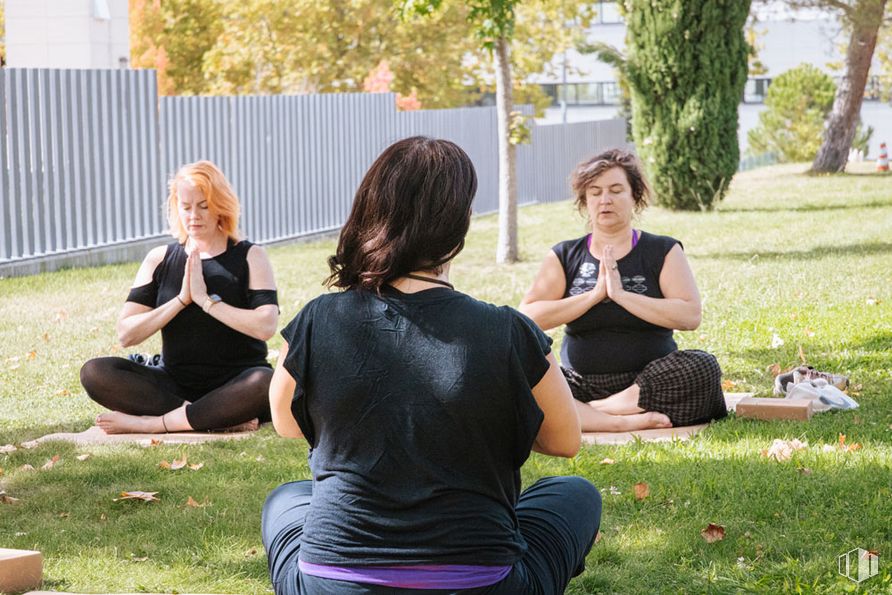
[[262, 476, 601, 595], [80, 356, 272, 430]]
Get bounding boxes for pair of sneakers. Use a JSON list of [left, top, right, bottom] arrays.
[[773, 365, 848, 396], [785, 379, 859, 412]]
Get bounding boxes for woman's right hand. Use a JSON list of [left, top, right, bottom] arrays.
[[178, 250, 192, 305]]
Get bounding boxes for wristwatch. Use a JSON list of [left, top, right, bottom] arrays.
[[202, 294, 222, 313]]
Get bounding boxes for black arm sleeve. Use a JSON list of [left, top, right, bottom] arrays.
[[126, 282, 157, 307], [248, 289, 279, 310]]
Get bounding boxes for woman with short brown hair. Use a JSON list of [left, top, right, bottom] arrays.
[[520, 148, 726, 431]]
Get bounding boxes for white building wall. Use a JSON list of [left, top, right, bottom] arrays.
[[6, 0, 130, 69], [536, 11, 891, 159]]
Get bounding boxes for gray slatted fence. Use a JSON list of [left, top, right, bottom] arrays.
[[1, 68, 626, 276]]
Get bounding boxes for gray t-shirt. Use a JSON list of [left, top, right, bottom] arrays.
[[280, 286, 550, 567]]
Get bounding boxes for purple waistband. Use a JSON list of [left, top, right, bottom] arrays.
[[298, 559, 512, 589]]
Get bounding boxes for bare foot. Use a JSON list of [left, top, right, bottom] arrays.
[[96, 412, 164, 434], [617, 411, 673, 431], [219, 418, 260, 433]]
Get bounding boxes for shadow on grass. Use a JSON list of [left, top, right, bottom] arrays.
[[3, 429, 890, 595], [552, 449, 892, 594], [718, 198, 892, 214], [697, 241, 892, 263]]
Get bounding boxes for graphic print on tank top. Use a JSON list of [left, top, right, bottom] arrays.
[[567, 265, 650, 297]]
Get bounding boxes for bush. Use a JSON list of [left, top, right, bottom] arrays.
[[747, 64, 836, 162], [624, 0, 751, 211]]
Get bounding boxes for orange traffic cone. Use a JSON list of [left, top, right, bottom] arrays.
[[878, 142, 890, 172]]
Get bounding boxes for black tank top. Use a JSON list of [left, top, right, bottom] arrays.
[[127, 240, 275, 392], [553, 231, 680, 374]]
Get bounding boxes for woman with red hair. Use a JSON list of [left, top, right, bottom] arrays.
[[80, 160, 279, 434]]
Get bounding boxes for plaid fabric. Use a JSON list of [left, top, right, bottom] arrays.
[[561, 350, 726, 426]]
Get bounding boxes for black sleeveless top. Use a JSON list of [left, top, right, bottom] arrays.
[[127, 240, 277, 392], [553, 231, 680, 374]]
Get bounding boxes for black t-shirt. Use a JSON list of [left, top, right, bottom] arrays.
[[127, 240, 276, 393], [280, 286, 550, 567], [553, 231, 679, 374]]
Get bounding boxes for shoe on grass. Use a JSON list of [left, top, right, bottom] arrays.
[[774, 366, 848, 395]]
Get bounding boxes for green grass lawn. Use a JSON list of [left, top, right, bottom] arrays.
[[1, 163, 891, 594]]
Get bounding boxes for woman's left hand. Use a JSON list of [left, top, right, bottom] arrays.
[[188, 250, 208, 305], [602, 245, 624, 300]]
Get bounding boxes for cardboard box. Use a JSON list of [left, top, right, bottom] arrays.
[[0, 548, 42, 593], [735, 397, 813, 421]]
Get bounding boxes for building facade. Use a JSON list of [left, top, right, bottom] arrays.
[[5, 0, 130, 70], [536, 2, 891, 158]]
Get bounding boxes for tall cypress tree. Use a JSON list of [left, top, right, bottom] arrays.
[[623, 0, 751, 210]]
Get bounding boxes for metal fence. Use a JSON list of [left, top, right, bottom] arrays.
[[1, 68, 626, 276]]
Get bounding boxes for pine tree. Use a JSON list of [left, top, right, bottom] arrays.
[[623, 0, 751, 210]]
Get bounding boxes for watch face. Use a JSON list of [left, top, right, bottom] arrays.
[[209, 294, 222, 303]]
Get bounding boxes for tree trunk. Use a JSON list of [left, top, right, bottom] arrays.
[[494, 36, 518, 264], [811, 0, 887, 172]]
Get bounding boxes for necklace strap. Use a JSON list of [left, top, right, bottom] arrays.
[[404, 273, 454, 290]]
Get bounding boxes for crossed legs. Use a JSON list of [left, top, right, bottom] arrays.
[[80, 357, 272, 433]]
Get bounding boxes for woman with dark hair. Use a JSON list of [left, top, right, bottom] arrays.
[[264, 137, 601, 594], [519, 148, 726, 431], [80, 160, 278, 434]]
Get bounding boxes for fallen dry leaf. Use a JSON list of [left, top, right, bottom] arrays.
[[20, 440, 39, 449], [0, 444, 17, 454], [100, 513, 108, 521], [42, 332, 50, 342], [189, 462, 204, 471], [845, 442, 862, 452], [798, 467, 813, 476], [170, 456, 188, 470], [767, 363, 781, 377], [114, 491, 160, 502], [131, 556, 149, 562], [701, 523, 725, 543], [594, 531, 603, 544], [760, 438, 807, 462], [599, 458, 615, 465], [633, 482, 650, 501], [55, 388, 71, 397], [41, 455, 61, 470], [140, 438, 163, 448], [798, 345, 807, 364], [76, 453, 91, 461], [244, 547, 258, 557], [19, 464, 35, 472], [721, 379, 737, 391], [26, 350, 37, 361], [185, 496, 207, 508], [58, 512, 70, 518], [0, 491, 21, 504], [158, 460, 171, 469]]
